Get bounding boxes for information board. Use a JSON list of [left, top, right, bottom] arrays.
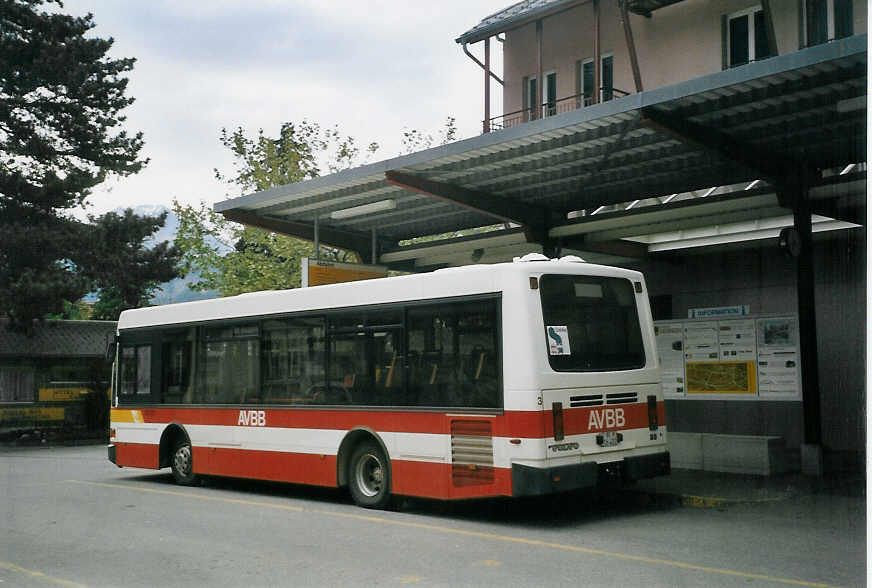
[[654, 314, 801, 401]]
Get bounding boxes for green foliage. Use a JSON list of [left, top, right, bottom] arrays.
[[43, 299, 92, 320], [400, 116, 457, 154], [214, 121, 379, 193], [80, 209, 181, 320], [177, 121, 371, 297], [0, 0, 145, 328], [174, 199, 352, 296], [177, 115, 461, 297]]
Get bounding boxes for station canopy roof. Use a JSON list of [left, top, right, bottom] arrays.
[[215, 35, 866, 270]]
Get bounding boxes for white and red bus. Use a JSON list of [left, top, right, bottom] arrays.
[[108, 254, 669, 508]]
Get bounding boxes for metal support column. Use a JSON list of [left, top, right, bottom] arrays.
[[536, 20, 543, 119], [760, 0, 779, 56], [314, 215, 320, 263], [619, 0, 643, 92], [483, 37, 491, 133], [371, 227, 377, 265], [781, 177, 823, 475], [593, 0, 601, 104]]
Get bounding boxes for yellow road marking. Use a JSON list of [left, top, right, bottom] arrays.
[[0, 560, 87, 587], [67, 480, 839, 588], [65, 480, 303, 513]]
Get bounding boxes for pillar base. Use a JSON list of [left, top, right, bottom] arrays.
[[801, 443, 823, 476]]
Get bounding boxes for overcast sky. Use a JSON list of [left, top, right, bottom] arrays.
[[59, 0, 508, 216]]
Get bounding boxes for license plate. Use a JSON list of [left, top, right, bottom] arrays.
[[600, 431, 620, 447]]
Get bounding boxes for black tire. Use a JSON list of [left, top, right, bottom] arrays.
[[348, 441, 391, 509], [170, 439, 199, 486]]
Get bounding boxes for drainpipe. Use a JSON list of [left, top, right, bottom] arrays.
[[462, 40, 504, 133], [461, 41, 504, 85]]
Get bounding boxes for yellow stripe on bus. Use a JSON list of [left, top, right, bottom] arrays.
[[110, 409, 144, 423]]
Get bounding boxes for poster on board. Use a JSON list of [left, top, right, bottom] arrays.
[[655, 323, 685, 397], [756, 317, 801, 398]]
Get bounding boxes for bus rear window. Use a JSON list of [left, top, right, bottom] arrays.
[[540, 274, 645, 372]]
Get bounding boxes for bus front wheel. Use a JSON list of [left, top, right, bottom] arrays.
[[348, 441, 391, 509], [170, 440, 199, 486]]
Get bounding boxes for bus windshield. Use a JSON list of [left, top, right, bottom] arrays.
[[540, 274, 645, 372]]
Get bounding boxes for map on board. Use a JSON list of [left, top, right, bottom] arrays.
[[685, 361, 756, 394]]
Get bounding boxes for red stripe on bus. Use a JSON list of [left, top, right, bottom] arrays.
[[115, 442, 159, 469], [192, 447, 338, 487], [112, 401, 664, 440], [392, 460, 512, 499]]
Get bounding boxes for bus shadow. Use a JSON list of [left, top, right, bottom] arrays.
[[397, 488, 679, 529], [117, 473, 676, 529], [123, 472, 354, 505]]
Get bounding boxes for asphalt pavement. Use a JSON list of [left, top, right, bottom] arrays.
[[1, 443, 866, 587]]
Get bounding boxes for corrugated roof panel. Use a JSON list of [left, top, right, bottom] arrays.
[[214, 37, 865, 254]]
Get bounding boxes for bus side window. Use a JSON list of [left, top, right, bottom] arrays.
[[119, 344, 151, 398], [262, 317, 325, 405], [162, 329, 194, 404]]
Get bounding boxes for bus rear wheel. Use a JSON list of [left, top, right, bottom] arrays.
[[170, 440, 199, 486], [348, 441, 391, 509]]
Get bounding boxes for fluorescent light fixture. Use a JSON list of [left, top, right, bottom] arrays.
[[330, 199, 396, 220]]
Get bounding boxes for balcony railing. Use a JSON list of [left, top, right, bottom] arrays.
[[485, 88, 630, 132]]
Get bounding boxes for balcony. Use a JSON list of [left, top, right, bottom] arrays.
[[485, 88, 630, 132]]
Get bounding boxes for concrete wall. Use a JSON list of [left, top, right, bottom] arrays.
[[501, 0, 867, 115], [627, 228, 866, 456]]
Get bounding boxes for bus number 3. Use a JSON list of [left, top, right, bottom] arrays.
[[238, 410, 266, 426]]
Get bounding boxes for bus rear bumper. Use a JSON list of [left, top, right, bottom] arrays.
[[511, 451, 671, 497], [107, 444, 117, 465]]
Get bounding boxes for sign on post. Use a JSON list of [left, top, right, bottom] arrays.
[[301, 258, 387, 287]]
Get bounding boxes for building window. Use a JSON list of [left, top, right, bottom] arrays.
[[727, 7, 771, 68], [580, 54, 613, 105], [806, 0, 853, 46], [524, 71, 557, 119], [0, 367, 35, 403]]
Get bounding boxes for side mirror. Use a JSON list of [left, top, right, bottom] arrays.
[[105, 334, 118, 361]]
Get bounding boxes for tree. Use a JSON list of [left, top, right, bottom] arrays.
[[79, 208, 181, 320], [176, 116, 463, 296], [214, 120, 379, 192], [0, 0, 145, 327], [176, 122, 368, 296], [400, 116, 457, 154]]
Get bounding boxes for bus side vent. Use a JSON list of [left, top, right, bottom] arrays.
[[570, 394, 603, 407], [451, 419, 494, 487], [606, 392, 638, 405]]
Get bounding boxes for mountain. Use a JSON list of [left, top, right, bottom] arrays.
[[114, 204, 220, 304]]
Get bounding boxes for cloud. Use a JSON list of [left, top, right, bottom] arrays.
[[59, 0, 507, 215]]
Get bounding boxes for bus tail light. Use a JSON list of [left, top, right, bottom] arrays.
[[648, 395, 658, 431], [552, 402, 564, 441]]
